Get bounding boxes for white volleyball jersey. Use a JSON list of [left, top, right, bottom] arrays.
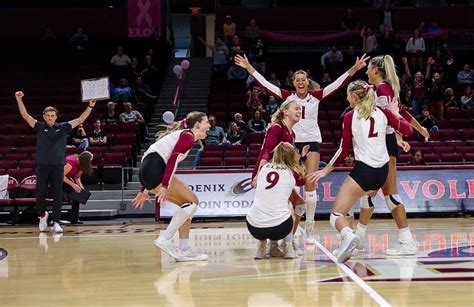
[[330, 107, 413, 168], [252, 70, 350, 143], [246, 163, 304, 228], [142, 129, 195, 187]]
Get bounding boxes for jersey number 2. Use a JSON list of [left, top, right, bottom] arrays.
[[368, 117, 378, 138], [265, 171, 280, 189]]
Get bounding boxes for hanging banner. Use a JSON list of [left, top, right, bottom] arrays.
[[128, 0, 161, 38]]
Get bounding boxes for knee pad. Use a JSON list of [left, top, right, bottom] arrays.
[[385, 194, 402, 212], [294, 204, 305, 217], [305, 190, 318, 204], [360, 195, 375, 209], [345, 209, 354, 217], [181, 203, 198, 219], [329, 212, 343, 230]]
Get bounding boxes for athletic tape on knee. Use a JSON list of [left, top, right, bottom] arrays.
[[360, 196, 375, 209], [345, 208, 354, 217], [181, 203, 198, 219], [294, 204, 305, 217], [384, 194, 402, 212], [329, 212, 343, 230]]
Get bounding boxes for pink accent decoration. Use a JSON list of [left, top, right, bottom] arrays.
[[181, 60, 191, 70], [128, 0, 161, 38]]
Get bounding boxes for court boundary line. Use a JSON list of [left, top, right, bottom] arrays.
[[313, 239, 392, 307]]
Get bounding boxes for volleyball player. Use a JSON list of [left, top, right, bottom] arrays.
[[308, 80, 413, 262], [355, 55, 430, 256], [236, 53, 370, 244], [132, 111, 210, 262], [247, 142, 305, 259]]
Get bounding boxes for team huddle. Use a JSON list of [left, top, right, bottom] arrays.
[[134, 52, 427, 263]]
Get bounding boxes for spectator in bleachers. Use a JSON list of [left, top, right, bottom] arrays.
[[340, 8, 360, 31], [416, 108, 439, 132], [223, 15, 236, 47], [401, 90, 412, 111], [460, 86, 473, 110], [360, 26, 377, 56], [248, 110, 266, 133], [234, 113, 249, 133], [343, 152, 355, 167], [101, 101, 119, 124], [431, 49, 454, 77], [379, 25, 394, 55], [417, 21, 426, 34], [40, 25, 56, 42], [251, 38, 266, 75], [119, 102, 145, 124], [320, 46, 344, 72], [244, 19, 261, 51], [68, 124, 89, 150], [266, 96, 280, 117], [141, 55, 158, 86], [110, 46, 131, 68], [130, 57, 141, 79], [444, 88, 459, 110], [226, 122, 245, 145], [377, 2, 394, 32], [230, 35, 245, 61], [113, 79, 132, 103], [406, 29, 425, 72], [457, 64, 474, 86], [63, 151, 93, 224], [391, 32, 405, 61], [204, 115, 227, 146], [268, 72, 281, 87], [283, 70, 294, 90], [132, 76, 157, 101], [400, 73, 412, 104], [198, 37, 229, 73], [402, 56, 427, 117], [227, 64, 248, 80], [320, 72, 332, 88], [246, 86, 264, 114], [88, 119, 107, 147], [407, 150, 425, 166], [426, 70, 447, 120], [70, 27, 88, 53]]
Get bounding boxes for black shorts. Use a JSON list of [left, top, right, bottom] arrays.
[[349, 161, 389, 192], [246, 216, 293, 241], [386, 133, 400, 158], [139, 153, 166, 190], [295, 141, 320, 154]]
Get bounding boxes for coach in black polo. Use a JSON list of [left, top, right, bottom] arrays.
[[15, 91, 96, 233]]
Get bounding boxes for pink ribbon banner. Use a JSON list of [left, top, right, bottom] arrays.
[[128, 0, 161, 38]]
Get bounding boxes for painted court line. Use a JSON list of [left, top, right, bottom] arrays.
[[313, 239, 392, 307]]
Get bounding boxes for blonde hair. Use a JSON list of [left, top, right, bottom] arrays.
[[292, 70, 320, 90], [156, 111, 206, 139], [369, 55, 400, 98], [272, 142, 305, 177], [271, 98, 297, 124], [347, 80, 376, 120]]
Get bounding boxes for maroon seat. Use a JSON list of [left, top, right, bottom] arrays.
[[446, 108, 466, 119], [451, 119, 472, 129], [0, 135, 20, 146], [248, 133, 265, 144], [225, 150, 246, 157], [118, 123, 140, 134], [102, 123, 119, 134], [7, 168, 34, 182], [109, 145, 133, 160], [224, 157, 246, 167], [320, 142, 337, 149], [318, 120, 331, 130], [0, 161, 18, 170], [439, 129, 461, 141], [320, 148, 337, 156], [321, 131, 334, 142], [102, 152, 127, 184], [91, 153, 103, 167], [327, 111, 341, 120], [103, 152, 127, 166], [248, 150, 260, 157], [199, 157, 222, 167], [66, 147, 83, 155], [464, 153, 474, 162], [457, 146, 474, 154], [333, 130, 342, 141], [202, 150, 224, 158], [330, 120, 342, 130], [411, 147, 432, 154], [113, 133, 136, 146], [436, 119, 451, 129], [22, 135, 37, 147], [248, 144, 262, 150], [429, 130, 439, 140], [446, 140, 465, 147], [5, 153, 29, 161], [425, 141, 445, 148], [0, 147, 14, 155], [204, 145, 225, 151], [398, 154, 412, 164], [432, 147, 456, 154], [88, 146, 108, 155], [15, 146, 36, 154], [247, 156, 258, 167], [423, 153, 440, 163], [462, 129, 474, 140], [18, 160, 36, 170], [226, 144, 247, 151], [440, 153, 463, 163]]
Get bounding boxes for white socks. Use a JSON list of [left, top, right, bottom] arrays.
[[305, 190, 317, 222], [399, 227, 414, 243], [180, 239, 190, 251], [161, 206, 191, 240], [355, 223, 368, 238]]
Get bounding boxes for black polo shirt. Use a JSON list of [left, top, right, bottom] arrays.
[[34, 121, 72, 165]]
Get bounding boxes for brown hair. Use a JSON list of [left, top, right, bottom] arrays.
[[292, 70, 320, 90], [347, 80, 376, 120], [77, 151, 93, 176], [156, 111, 207, 140], [369, 55, 400, 97], [43, 106, 59, 115]]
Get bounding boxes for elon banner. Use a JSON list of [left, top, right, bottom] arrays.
[[128, 0, 161, 38], [159, 168, 474, 218]]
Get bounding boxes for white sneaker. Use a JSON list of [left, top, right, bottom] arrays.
[[38, 212, 49, 232], [177, 249, 208, 262], [283, 240, 297, 259], [254, 240, 267, 260], [385, 241, 417, 256], [269, 241, 284, 257], [51, 222, 63, 234], [295, 225, 304, 238], [304, 220, 316, 244], [332, 246, 358, 258], [292, 239, 304, 256], [337, 233, 359, 263], [154, 236, 183, 260], [356, 235, 365, 251]]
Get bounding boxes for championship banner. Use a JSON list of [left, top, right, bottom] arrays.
[[159, 168, 474, 218], [128, 0, 161, 38]]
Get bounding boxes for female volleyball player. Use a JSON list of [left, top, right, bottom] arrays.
[[356, 55, 429, 256], [252, 98, 307, 256], [236, 53, 370, 244], [308, 80, 413, 262], [247, 142, 305, 259], [132, 111, 210, 262]]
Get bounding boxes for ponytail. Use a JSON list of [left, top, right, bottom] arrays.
[[271, 98, 296, 124], [156, 111, 206, 140], [369, 55, 400, 98], [347, 80, 376, 120]]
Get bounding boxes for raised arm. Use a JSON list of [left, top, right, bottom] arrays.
[[69, 100, 96, 129], [402, 57, 412, 78], [15, 91, 37, 128]]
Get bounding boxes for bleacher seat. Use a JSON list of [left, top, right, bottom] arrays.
[[7, 168, 34, 182], [432, 147, 456, 154], [199, 157, 222, 168], [224, 157, 246, 168], [440, 153, 463, 163], [423, 153, 440, 163]]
